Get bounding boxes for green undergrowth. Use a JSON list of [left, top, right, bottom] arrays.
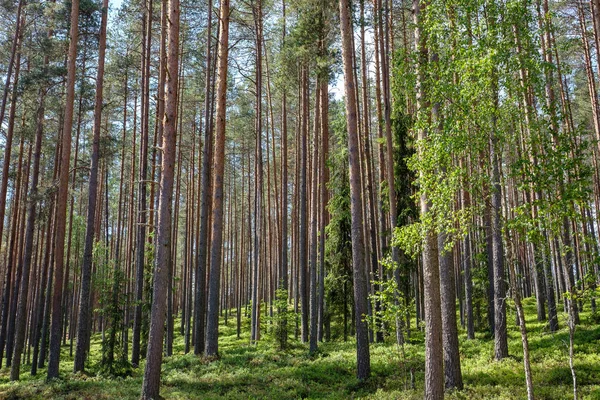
[[0, 298, 599, 399]]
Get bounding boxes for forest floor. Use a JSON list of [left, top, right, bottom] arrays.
[[0, 298, 599, 399]]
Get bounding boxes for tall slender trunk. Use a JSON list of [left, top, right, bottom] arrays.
[[204, 0, 230, 357], [9, 21, 53, 380], [123, 77, 137, 362], [140, 0, 179, 395], [0, 17, 23, 367], [460, 161, 475, 339], [38, 146, 61, 370], [414, 0, 444, 398], [299, 65, 309, 343], [74, 0, 109, 372], [6, 133, 29, 368], [309, 81, 321, 354], [438, 234, 463, 390], [490, 96, 508, 361], [280, 0, 288, 294], [0, 0, 24, 258], [251, 0, 264, 343], [194, 0, 214, 355], [47, 0, 80, 379], [31, 210, 52, 375], [339, 0, 371, 380], [487, 5, 508, 362], [318, 79, 328, 342], [132, 0, 152, 367]]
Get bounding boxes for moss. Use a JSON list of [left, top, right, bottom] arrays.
[[0, 300, 598, 399]]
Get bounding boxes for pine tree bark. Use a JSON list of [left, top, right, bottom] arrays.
[[309, 82, 321, 354], [4, 133, 26, 369], [9, 18, 52, 379], [0, 17, 23, 367], [251, 0, 264, 343], [73, 0, 109, 372], [359, 0, 381, 344], [339, 0, 370, 380], [132, 0, 152, 367], [140, 0, 179, 395], [194, 0, 214, 356], [299, 65, 309, 343], [47, 0, 80, 379], [0, 0, 24, 259], [318, 79, 328, 342], [31, 211, 52, 375], [280, 0, 289, 294], [204, 0, 230, 357]]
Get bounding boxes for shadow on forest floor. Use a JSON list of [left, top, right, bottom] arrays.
[[0, 299, 599, 399]]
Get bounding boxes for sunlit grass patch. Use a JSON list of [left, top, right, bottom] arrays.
[[0, 300, 598, 399]]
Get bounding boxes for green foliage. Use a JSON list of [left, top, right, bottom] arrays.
[[279, 0, 338, 82], [2, 300, 600, 399], [391, 0, 597, 278], [98, 264, 132, 378], [367, 257, 412, 335], [91, 241, 132, 377], [266, 289, 292, 350]]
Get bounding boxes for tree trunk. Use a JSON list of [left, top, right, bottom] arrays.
[[0, 17, 23, 367], [194, 0, 214, 356], [309, 81, 321, 354], [132, 0, 152, 367], [47, 0, 80, 379], [9, 22, 52, 380], [461, 179, 475, 339], [339, 0, 371, 380], [73, 0, 109, 372], [414, 0, 444, 398], [0, 0, 24, 259], [251, 0, 264, 344], [204, 0, 230, 357], [299, 65, 309, 344], [438, 234, 463, 390], [318, 79, 328, 342], [140, 0, 179, 395], [490, 104, 509, 361]]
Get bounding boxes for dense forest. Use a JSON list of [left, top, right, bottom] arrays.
[[0, 0, 599, 398]]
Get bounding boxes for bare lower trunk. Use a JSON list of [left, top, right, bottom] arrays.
[[299, 66, 309, 343], [309, 81, 321, 354], [251, 0, 264, 343], [10, 39, 48, 381], [438, 234, 463, 390], [132, 0, 152, 367], [47, 0, 80, 379], [0, 0, 24, 258], [204, 0, 230, 357], [414, 1, 444, 398], [74, 0, 109, 372], [194, 0, 214, 356], [339, 0, 370, 380], [140, 0, 179, 396]]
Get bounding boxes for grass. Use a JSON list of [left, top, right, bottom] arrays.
[[0, 298, 599, 399]]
